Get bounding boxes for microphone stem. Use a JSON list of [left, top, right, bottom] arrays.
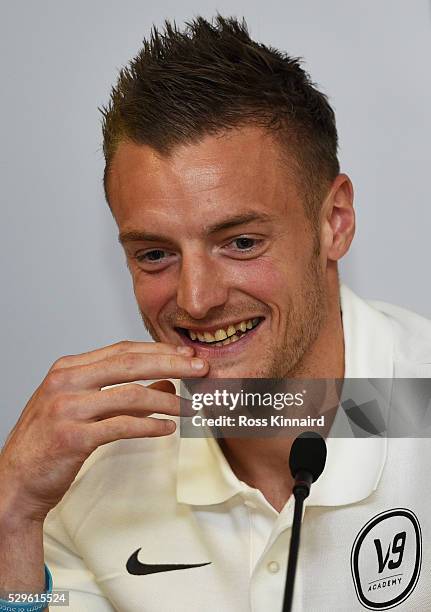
[[282, 481, 309, 612]]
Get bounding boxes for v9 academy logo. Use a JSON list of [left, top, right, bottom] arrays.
[[351, 509, 422, 610]]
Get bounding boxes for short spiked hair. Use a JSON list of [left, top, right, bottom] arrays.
[[100, 15, 340, 221]]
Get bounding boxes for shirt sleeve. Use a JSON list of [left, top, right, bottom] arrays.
[[43, 505, 115, 612]]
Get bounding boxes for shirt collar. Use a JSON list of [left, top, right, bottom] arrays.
[[340, 284, 394, 379], [177, 284, 394, 508]]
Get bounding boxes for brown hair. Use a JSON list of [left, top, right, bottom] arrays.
[[100, 15, 340, 220]]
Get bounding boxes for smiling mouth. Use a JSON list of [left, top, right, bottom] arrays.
[[176, 317, 264, 347]]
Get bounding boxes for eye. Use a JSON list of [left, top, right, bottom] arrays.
[[136, 249, 167, 262], [232, 237, 257, 250], [221, 235, 265, 259], [133, 249, 177, 270], [226, 236, 264, 253]]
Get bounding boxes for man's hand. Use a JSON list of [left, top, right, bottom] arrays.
[[0, 340, 208, 523]]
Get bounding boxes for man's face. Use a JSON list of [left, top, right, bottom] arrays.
[[108, 126, 329, 378]]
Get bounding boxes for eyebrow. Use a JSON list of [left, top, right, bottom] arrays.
[[118, 211, 275, 245]]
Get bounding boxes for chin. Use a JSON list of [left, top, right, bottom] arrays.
[[207, 360, 272, 379]]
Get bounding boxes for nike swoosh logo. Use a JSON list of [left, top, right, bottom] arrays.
[[126, 548, 212, 575]]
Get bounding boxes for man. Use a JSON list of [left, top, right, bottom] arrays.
[[0, 16, 430, 611]]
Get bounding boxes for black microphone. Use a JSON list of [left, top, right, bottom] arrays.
[[282, 432, 327, 612]]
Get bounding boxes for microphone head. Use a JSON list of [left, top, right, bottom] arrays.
[[289, 432, 327, 483]]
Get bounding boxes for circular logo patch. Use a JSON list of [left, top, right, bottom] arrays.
[[351, 508, 421, 610]]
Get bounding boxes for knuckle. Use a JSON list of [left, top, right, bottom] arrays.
[[124, 384, 145, 403], [115, 340, 133, 352], [49, 355, 72, 372], [44, 369, 69, 392], [165, 354, 177, 370], [118, 352, 140, 371], [103, 415, 129, 439]]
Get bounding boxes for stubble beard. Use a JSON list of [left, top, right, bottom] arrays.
[[262, 252, 326, 378]]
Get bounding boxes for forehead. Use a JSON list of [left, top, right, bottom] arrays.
[[107, 126, 302, 229]]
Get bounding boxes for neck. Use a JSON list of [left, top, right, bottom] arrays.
[[220, 274, 344, 512]]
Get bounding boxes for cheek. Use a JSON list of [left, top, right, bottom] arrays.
[[132, 273, 174, 315], [228, 257, 290, 303]]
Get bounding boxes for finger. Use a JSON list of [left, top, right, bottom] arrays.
[[126, 380, 195, 416], [71, 384, 182, 420], [49, 341, 194, 371], [90, 415, 177, 446], [146, 380, 195, 417], [55, 353, 209, 391]]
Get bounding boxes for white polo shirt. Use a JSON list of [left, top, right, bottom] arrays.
[[43, 285, 431, 611]]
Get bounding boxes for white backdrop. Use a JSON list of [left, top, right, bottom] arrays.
[[1, 0, 430, 442]]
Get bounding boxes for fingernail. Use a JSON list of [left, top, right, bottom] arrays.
[[166, 420, 176, 433], [191, 358, 205, 370], [177, 345, 194, 355]]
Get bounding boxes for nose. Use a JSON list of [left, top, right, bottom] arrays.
[[176, 249, 228, 319]]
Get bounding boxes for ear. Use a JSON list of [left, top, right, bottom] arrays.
[[320, 174, 355, 261]]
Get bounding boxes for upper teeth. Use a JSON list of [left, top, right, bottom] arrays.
[[188, 318, 260, 343]]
